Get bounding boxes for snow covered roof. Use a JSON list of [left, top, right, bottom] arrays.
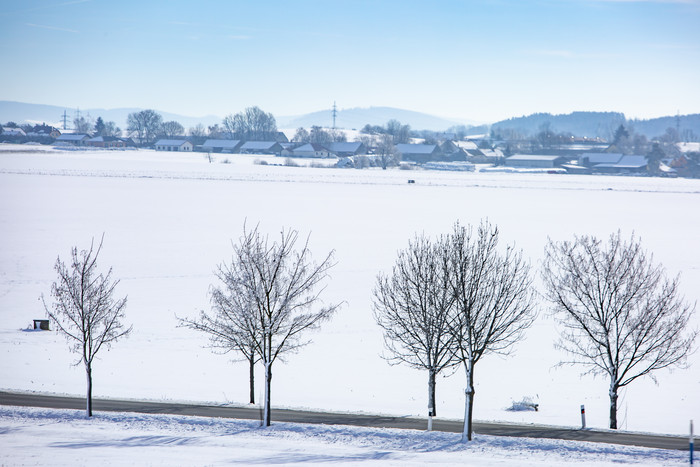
[[479, 149, 504, 158], [581, 152, 623, 164], [155, 139, 190, 146], [240, 141, 279, 150], [327, 142, 363, 153], [396, 144, 438, 154], [455, 140, 478, 150], [506, 155, 564, 161], [594, 155, 647, 169], [56, 134, 89, 141], [2, 128, 26, 136], [202, 139, 241, 149], [677, 142, 700, 153], [294, 143, 330, 152]]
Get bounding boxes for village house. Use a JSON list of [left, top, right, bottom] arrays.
[[578, 152, 648, 173], [2, 127, 26, 137], [505, 154, 568, 168], [395, 143, 442, 163], [292, 143, 335, 158], [86, 136, 128, 148], [55, 134, 90, 146], [155, 139, 193, 151], [326, 141, 366, 157], [239, 141, 283, 155]]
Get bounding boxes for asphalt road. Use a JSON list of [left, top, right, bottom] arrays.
[[0, 390, 691, 451]]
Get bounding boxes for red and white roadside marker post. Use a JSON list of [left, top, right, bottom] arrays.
[[580, 405, 586, 429], [691, 420, 694, 465]]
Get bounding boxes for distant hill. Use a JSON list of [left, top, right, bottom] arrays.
[[1, 101, 478, 133], [491, 111, 700, 140], [491, 112, 626, 139], [628, 114, 700, 140], [0, 101, 221, 130], [278, 106, 478, 132]]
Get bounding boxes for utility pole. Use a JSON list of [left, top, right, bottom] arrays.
[[332, 101, 337, 130]]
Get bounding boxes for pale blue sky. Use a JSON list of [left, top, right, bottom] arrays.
[[2, 0, 699, 123]]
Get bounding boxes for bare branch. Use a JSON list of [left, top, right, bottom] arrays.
[[542, 231, 697, 429]]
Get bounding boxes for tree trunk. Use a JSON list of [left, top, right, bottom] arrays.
[[428, 368, 436, 431], [462, 359, 475, 441], [249, 356, 255, 405], [609, 381, 619, 430], [263, 361, 272, 427], [85, 364, 93, 417]]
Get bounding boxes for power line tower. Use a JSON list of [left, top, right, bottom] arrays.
[[61, 110, 70, 130], [332, 101, 337, 129]]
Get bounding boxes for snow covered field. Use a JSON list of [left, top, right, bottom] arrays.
[[1, 145, 698, 441], [0, 405, 689, 466]]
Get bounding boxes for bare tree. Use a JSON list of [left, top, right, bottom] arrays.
[[373, 234, 457, 429], [42, 236, 131, 417], [292, 127, 309, 143], [127, 109, 163, 145], [73, 115, 93, 134], [102, 121, 121, 137], [178, 263, 260, 404], [188, 123, 207, 138], [159, 120, 185, 138], [223, 107, 277, 141], [448, 221, 536, 441], [222, 224, 340, 426], [376, 134, 399, 170], [542, 231, 697, 429]]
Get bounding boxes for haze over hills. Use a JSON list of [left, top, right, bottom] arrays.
[[277, 106, 480, 131], [0, 101, 475, 133], [1, 100, 698, 140], [0, 101, 221, 131]]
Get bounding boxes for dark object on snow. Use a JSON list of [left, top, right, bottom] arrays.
[[33, 319, 50, 330]]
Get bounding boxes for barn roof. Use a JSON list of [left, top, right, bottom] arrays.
[[327, 142, 363, 153], [240, 141, 279, 150], [202, 139, 241, 149], [396, 144, 438, 154]]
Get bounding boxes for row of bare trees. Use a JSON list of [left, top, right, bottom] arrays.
[[374, 222, 696, 439], [43, 222, 695, 440], [374, 222, 536, 440]]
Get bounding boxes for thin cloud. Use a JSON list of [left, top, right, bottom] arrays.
[[25, 23, 79, 33], [531, 49, 575, 58], [11, 0, 91, 14]]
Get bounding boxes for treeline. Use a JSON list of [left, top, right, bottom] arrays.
[[490, 111, 700, 141], [44, 221, 697, 440]]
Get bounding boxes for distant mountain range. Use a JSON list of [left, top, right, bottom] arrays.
[[0, 101, 475, 133], [1, 101, 697, 139]]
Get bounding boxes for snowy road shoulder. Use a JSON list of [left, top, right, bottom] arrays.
[[0, 406, 688, 466]]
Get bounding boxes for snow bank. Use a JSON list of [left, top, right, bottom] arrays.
[[0, 406, 688, 466]]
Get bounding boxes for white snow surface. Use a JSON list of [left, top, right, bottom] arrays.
[[0, 405, 688, 466], [1, 145, 698, 440]]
